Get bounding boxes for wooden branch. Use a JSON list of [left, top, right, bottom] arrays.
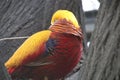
[[0, 36, 29, 41]]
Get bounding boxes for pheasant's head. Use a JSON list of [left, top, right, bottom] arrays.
[[51, 10, 79, 29]]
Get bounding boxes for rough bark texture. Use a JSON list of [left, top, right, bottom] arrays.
[[80, 0, 120, 80], [0, 0, 85, 80]]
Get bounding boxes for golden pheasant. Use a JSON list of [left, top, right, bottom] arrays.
[[5, 10, 83, 80]]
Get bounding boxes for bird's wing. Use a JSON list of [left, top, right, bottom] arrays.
[[5, 30, 52, 69], [24, 36, 57, 67]]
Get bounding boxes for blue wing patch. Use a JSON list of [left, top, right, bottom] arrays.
[[43, 38, 57, 57]]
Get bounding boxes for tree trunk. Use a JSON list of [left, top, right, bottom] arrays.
[[80, 0, 120, 80], [0, 0, 85, 80]]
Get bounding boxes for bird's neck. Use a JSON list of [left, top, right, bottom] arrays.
[[49, 19, 82, 38]]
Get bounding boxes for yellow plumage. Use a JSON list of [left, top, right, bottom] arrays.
[[5, 30, 51, 69], [51, 10, 79, 28]]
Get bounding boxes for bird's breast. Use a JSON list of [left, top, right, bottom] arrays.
[[46, 32, 82, 78]]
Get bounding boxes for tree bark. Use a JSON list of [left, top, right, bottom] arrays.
[[0, 0, 85, 80], [80, 0, 120, 80]]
